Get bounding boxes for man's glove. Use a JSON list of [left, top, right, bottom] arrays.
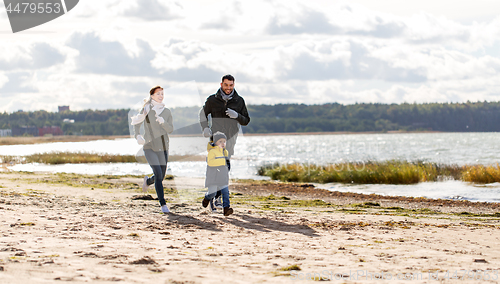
[[225, 108, 238, 119], [136, 135, 145, 145], [203, 127, 212, 138]]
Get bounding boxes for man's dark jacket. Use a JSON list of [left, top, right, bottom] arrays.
[[200, 90, 250, 140]]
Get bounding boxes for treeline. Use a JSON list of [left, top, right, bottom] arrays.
[[0, 109, 130, 135], [244, 101, 500, 133], [1, 101, 500, 136]]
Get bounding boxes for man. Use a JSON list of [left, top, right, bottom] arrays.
[[199, 74, 250, 211], [200, 74, 250, 158]]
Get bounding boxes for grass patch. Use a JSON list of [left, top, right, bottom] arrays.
[[2, 151, 193, 167], [33, 172, 141, 190], [462, 164, 500, 183], [0, 155, 22, 164], [241, 194, 334, 209], [455, 211, 500, 218], [25, 152, 136, 164], [338, 208, 366, 213], [353, 202, 381, 208], [258, 161, 500, 184], [281, 264, 301, 271], [39, 254, 60, 258]]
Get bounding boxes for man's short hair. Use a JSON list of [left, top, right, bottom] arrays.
[[222, 74, 235, 82]]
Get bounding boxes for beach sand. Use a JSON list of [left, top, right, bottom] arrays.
[[0, 172, 499, 283]]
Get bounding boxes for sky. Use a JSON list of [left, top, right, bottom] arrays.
[[1, 0, 500, 112]]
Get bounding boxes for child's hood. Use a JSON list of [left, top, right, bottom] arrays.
[[207, 141, 217, 152]]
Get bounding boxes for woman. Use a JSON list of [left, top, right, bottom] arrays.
[[131, 86, 174, 213]]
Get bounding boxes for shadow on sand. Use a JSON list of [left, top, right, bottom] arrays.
[[166, 212, 222, 232], [220, 213, 320, 237]]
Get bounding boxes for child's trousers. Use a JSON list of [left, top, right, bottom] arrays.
[[205, 185, 230, 208]]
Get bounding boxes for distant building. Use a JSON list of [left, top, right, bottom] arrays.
[[63, 118, 75, 123], [38, 126, 63, 136], [58, 106, 70, 113], [0, 129, 12, 137], [12, 126, 38, 136]]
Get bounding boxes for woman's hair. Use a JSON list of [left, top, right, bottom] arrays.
[[141, 97, 152, 112], [150, 85, 163, 96]]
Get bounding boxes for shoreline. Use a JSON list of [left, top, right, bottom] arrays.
[[238, 130, 445, 136], [1, 130, 499, 146], [170, 130, 446, 138], [0, 130, 483, 145]]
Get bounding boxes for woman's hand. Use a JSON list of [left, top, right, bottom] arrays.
[[136, 135, 145, 145], [156, 116, 165, 124], [203, 127, 212, 138]]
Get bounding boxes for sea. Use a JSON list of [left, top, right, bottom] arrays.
[[1, 132, 499, 203]]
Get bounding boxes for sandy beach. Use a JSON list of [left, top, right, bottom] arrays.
[[0, 172, 499, 283]]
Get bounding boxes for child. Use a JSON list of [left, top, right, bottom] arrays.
[[201, 132, 233, 216]]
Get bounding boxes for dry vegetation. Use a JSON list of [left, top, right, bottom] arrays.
[[259, 161, 500, 184]]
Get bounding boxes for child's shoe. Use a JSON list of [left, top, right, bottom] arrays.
[[202, 198, 210, 208], [223, 207, 233, 216], [209, 199, 217, 212], [214, 196, 223, 209], [161, 205, 170, 213]]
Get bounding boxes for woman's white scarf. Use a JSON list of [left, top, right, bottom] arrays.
[[131, 98, 165, 125]]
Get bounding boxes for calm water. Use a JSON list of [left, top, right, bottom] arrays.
[[2, 132, 500, 202]]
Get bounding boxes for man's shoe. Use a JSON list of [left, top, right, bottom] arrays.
[[209, 199, 217, 212], [214, 196, 223, 209], [223, 207, 233, 216], [202, 198, 210, 208], [142, 176, 149, 193]]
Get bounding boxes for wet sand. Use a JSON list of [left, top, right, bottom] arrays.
[[0, 172, 499, 283]]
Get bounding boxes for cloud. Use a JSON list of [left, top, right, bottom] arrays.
[[199, 1, 244, 31], [276, 39, 427, 82], [201, 19, 232, 31], [405, 13, 473, 45], [266, 8, 339, 35], [122, 0, 182, 21], [0, 43, 65, 71], [348, 17, 406, 38], [160, 66, 221, 83], [0, 72, 8, 88], [67, 32, 158, 76], [264, 3, 408, 38], [111, 81, 152, 93], [260, 2, 500, 53], [0, 72, 37, 94], [152, 39, 240, 82]]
